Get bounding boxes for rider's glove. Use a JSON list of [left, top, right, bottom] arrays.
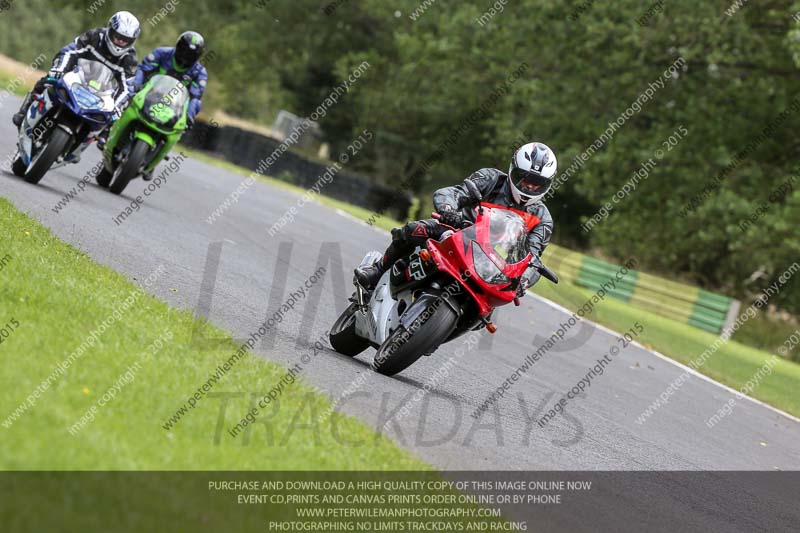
[[438, 206, 463, 228], [46, 69, 63, 81]]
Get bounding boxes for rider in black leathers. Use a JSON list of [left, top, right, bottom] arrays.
[[12, 11, 140, 129], [355, 142, 558, 296]]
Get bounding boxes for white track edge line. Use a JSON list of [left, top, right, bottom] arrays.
[[531, 294, 800, 425]]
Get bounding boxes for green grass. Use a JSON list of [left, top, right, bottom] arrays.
[[731, 314, 799, 361], [0, 197, 429, 470], [0, 69, 30, 97], [183, 149, 800, 417]]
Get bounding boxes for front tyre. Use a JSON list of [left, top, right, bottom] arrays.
[[109, 139, 149, 195], [95, 165, 112, 187], [11, 152, 26, 177], [372, 297, 458, 376], [24, 128, 71, 185], [329, 302, 370, 357]]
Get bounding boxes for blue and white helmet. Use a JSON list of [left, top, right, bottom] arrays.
[[105, 11, 141, 57], [508, 142, 557, 206]]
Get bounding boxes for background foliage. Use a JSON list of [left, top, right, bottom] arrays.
[[0, 0, 798, 315]]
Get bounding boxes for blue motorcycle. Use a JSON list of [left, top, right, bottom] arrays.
[[12, 59, 118, 185]]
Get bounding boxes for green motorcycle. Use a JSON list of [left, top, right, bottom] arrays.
[[97, 74, 189, 194]]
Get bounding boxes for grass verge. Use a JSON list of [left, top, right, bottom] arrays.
[[0, 197, 430, 470], [183, 149, 800, 418]]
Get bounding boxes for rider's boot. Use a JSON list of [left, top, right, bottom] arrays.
[[354, 255, 389, 289], [12, 91, 34, 127]]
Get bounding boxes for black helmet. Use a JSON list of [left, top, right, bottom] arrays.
[[175, 31, 205, 70]]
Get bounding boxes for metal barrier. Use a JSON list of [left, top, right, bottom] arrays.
[[181, 122, 413, 221], [545, 245, 740, 334]]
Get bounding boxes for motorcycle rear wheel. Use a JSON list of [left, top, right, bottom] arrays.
[[372, 297, 458, 376]]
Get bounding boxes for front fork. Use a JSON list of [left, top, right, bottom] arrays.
[[103, 106, 137, 169]]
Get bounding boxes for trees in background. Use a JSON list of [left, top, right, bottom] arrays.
[[0, 0, 797, 312]]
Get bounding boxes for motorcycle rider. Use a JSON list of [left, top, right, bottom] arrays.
[[12, 11, 141, 145], [133, 31, 208, 129], [355, 142, 557, 297]]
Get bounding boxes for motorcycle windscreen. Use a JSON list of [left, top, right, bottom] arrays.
[[461, 207, 530, 271], [73, 59, 119, 111], [75, 59, 118, 96], [142, 75, 189, 128]]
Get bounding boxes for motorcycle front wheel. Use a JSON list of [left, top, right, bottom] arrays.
[[11, 152, 26, 177], [24, 128, 71, 185], [372, 296, 458, 376], [109, 139, 149, 194], [95, 165, 112, 188], [329, 302, 370, 357]]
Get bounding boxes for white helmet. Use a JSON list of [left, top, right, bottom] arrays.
[[105, 11, 141, 57], [507, 142, 557, 206]]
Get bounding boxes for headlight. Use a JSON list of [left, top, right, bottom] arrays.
[[147, 102, 175, 125], [471, 242, 510, 285], [71, 84, 103, 110]]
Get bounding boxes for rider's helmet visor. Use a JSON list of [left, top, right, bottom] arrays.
[[509, 168, 550, 195]]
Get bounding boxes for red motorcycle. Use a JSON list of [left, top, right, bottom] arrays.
[[330, 182, 558, 376]]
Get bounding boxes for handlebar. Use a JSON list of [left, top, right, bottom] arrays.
[[431, 211, 474, 230]]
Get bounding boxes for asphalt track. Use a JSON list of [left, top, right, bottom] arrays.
[[1, 97, 798, 531]]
